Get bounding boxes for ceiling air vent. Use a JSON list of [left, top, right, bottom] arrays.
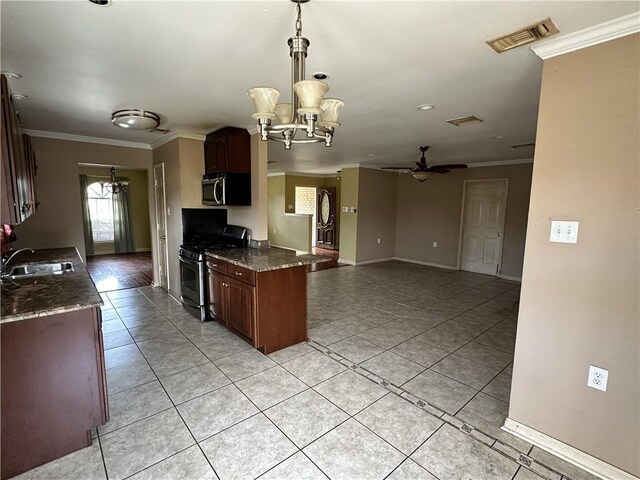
[[511, 143, 535, 149], [487, 18, 559, 53], [446, 115, 483, 127]]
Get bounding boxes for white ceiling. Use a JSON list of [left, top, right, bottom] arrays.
[[1, 1, 638, 173]]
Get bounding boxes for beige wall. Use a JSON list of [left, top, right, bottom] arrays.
[[338, 167, 359, 262], [13, 137, 157, 278], [509, 34, 639, 476], [395, 163, 533, 278], [267, 175, 312, 252], [79, 166, 152, 253], [355, 168, 398, 262]]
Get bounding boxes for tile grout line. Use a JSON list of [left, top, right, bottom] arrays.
[[307, 339, 573, 480]]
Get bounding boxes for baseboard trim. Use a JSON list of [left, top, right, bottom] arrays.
[[337, 258, 356, 265], [135, 248, 151, 253], [502, 418, 639, 480], [355, 257, 395, 265], [497, 273, 522, 282], [393, 257, 458, 270]]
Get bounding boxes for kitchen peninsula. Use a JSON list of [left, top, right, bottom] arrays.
[[206, 247, 330, 354], [1, 248, 108, 480]]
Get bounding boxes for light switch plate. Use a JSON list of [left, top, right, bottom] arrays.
[[550, 220, 579, 243], [342, 206, 349, 213]]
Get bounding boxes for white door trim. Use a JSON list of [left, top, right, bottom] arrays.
[[456, 178, 510, 275], [153, 163, 170, 291]]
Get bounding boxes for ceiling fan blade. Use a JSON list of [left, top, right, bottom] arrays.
[[428, 168, 451, 174], [381, 166, 413, 170], [433, 164, 467, 169]]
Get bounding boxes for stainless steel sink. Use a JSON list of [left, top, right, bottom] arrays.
[[5, 262, 74, 278]]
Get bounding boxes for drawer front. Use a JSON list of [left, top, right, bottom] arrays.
[[227, 263, 256, 285], [206, 258, 228, 275]]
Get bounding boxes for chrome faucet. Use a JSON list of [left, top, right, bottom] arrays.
[[1, 248, 35, 277]]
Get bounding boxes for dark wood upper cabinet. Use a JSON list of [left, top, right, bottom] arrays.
[[1, 74, 37, 224], [204, 127, 250, 175]]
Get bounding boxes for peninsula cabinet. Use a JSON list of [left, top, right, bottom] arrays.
[[1, 307, 108, 480], [206, 258, 308, 354]]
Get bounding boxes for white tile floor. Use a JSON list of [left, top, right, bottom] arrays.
[[14, 261, 601, 480]]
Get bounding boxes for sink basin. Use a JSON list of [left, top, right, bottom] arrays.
[[5, 262, 74, 279]]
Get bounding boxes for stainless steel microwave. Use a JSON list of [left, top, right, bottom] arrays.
[[202, 173, 251, 206]]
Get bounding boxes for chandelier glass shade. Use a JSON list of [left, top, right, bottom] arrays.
[[102, 167, 128, 195], [247, 1, 344, 150]]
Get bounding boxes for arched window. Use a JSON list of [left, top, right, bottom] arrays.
[[87, 182, 114, 242]]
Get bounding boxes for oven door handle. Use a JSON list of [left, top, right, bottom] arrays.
[[179, 255, 200, 266], [181, 295, 201, 309]]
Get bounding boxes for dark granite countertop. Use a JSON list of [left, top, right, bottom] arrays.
[[1, 247, 103, 324], [205, 247, 332, 272]]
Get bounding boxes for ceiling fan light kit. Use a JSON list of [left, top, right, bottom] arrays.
[[382, 146, 468, 183], [247, 0, 344, 150], [111, 109, 160, 130]]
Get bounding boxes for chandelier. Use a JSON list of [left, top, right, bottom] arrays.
[[102, 167, 128, 195], [247, 0, 344, 150]]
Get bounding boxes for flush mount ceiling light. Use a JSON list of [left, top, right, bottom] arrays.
[[247, 0, 344, 150], [417, 104, 436, 111], [1, 71, 23, 79], [111, 109, 160, 130]]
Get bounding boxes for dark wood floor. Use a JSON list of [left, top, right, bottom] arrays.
[[308, 246, 348, 272], [86, 252, 153, 293]]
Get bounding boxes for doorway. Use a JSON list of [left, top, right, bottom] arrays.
[[79, 165, 153, 292], [153, 163, 169, 291], [316, 187, 337, 250], [458, 179, 509, 276]]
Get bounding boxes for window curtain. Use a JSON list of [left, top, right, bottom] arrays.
[[113, 185, 136, 254], [79, 175, 95, 256]]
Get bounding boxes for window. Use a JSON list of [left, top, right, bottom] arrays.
[[87, 182, 114, 242]]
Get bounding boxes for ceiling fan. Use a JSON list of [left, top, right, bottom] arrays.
[[382, 146, 467, 182]]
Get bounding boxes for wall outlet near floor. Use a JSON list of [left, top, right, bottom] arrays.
[[433, 241, 438, 247], [587, 365, 608, 391]]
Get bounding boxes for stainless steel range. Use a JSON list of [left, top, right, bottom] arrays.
[[179, 224, 247, 321]]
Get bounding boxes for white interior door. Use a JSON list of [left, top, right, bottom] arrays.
[[460, 179, 509, 276], [153, 163, 169, 290]]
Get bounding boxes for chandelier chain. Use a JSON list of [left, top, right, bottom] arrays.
[[295, 0, 302, 36]]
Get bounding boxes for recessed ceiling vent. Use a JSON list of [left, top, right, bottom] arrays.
[[446, 115, 483, 127], [487, 18, 559, 53], [511, 142, 536, 149]]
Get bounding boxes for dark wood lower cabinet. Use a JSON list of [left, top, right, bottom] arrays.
[[206, 260, 307, 354], [0, 307, 108, 480]]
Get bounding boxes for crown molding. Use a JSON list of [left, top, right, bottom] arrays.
[[267, 172, 286, 177], [531, 11, 640, 60], [149, 131, 178, 149], [22, 129, 152, 149], [467, 158, 533, 168], [175, 130, 206, 142]]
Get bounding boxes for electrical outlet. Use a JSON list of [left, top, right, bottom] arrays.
[[273, 228, 277, 235], [587, 365, 608, 392], [550, 220, 579, 243], [377, 238, 381, 244], [341, 206, 348, 213], [433, 241, 438, 247]]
